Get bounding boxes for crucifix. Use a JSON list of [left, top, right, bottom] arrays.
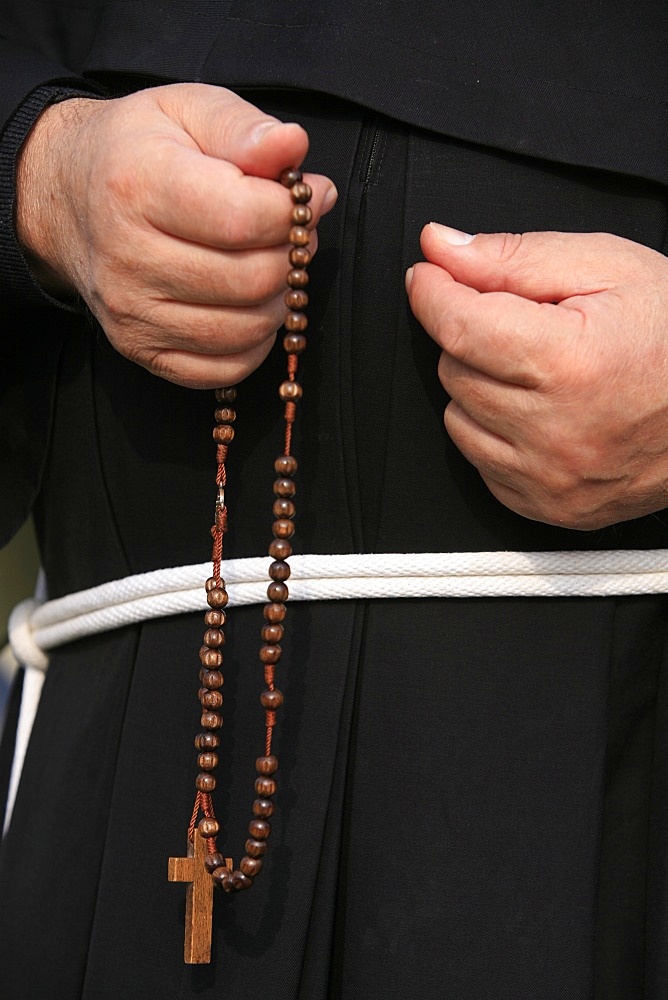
[[168, 832, 232, 964]]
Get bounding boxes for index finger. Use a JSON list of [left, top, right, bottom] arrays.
[[407, 261, 584, 387]]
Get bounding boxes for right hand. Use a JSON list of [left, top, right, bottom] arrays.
[[16, 84, 337, 388]]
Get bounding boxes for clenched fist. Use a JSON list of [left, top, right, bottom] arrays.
[[16, 83, 337, 388]]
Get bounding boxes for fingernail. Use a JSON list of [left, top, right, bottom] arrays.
[[429, 222, 475, 245], [405, 266, 414, 290], [250, 119, 287, 142], [322, 183, 338, 213]]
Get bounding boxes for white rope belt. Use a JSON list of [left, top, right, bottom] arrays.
[[9, 550, 668, 672]]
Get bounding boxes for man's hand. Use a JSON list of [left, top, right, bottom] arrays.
[[406, 224, 668, 529], [16, 84, 337, 388]]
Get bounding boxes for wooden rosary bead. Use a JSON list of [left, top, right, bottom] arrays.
[[204, 609, 226, 627], [195, 731, 220, 750], [274, 455, 298, 475], [212, 866, 233, 891], [278, 379, 303, 401], [256, 755, 278, 775], [291, 203, 312, 225], [284, 311, 308, 332], [287, 268, 309, 288], [280, 167, 302, 187], [267, 581, 289, 602], [283, 333, 307, 354], [196, 772, 216, 792], [206, 587, 229, 608], [255, 776, 277, 796], [245, 837, 268, 858], [197, 752, 219, 771], [268, 540, 292, 561], [290, 181, 312, 203], [259, 644, 282, 664], [215, 387, 237, 403], [201, 669, 224, 689], [273, 477, 296, 497], [248, 819, 271, 840], [231, 871, 253, 891], [263, 601, 287, 622], [273, 498, 296, 518], [201, 711, 223, 729], [272, 518, 295, 539], [199, 688, 223, 710], [212, 424, 235, 444], [240, 856, 263, 877], [261, 623, 284, 643], [289, 246, 311, 267], [199, 646, 222, 668], [198, 817, 220, 838], [252, 798, 274, 818], [203, 628, 225, 648], [269, 559, 291, 581], [205, 851, 227, 874], [285, 288, 308, 310], [214, 407, 236, 423], [260, 688, 284, 709]]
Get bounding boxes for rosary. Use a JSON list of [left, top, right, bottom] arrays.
[[168, 168, 312, 963]]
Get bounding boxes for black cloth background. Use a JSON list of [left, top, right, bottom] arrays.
[[1, 90, 668, 997]]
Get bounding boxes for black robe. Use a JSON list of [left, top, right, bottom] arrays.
[[1, 5, 668, 998]]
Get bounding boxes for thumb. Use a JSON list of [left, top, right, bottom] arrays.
[[420, 223, 656, 302], [158, 82, 310, 179]]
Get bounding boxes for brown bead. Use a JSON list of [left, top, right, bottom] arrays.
[[199, 687, 223, 709], [248, 818, 271, 839], [214, 407, 236, 424], [215, 387, 237, 403], [240, 855, 263, 877], [196, 772, 216, 792], [272, 518, 295, 539], [273, 498, 296, 518], [267, 581, 289, 602], [255, 776, 277, 796], [278, 380, 303, 401], [203, 628, 225, 648], [195, 731, 220, 750], [206, 588, 229, 609], [256, 755, 279, 775], [204, 609, 226, 627], [268, 540, 292, 562], [245, 837, 268, 858], [201, 669, 224, 689], [201, 711, 223, 729], [205, 851, 227, 874], [290, 181, 312, 203], [263, 602, 287, 623], [283, 333, 307, 354], [291, 203, 312, 225], [259, 644, 282, 664], [199, 817, 220, 838], [231, 871, 253, 891], [268, 560, 291, 582], [287, 268, 309, 289], [212, 424, 234, 444], [285, 289, 308, 310], [199, 646, 223, 668], [280, 167, 302, 187], [274, 478, 296, 497], [260, 688, 284, 709], [212, 865, 233, 891], [261, 622, 284, 643], [252, 798, 275, 818], [289, 246, 311, 269], [274, 454, 298, 475], [284, 311, 308, 332], [289, 225, 310, 246], [198, 752, 219, 771]]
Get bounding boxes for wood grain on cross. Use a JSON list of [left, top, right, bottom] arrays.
[[168, 833, 232, 964]]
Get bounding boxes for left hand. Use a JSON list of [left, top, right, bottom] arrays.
[[406, 224, 668, 530]]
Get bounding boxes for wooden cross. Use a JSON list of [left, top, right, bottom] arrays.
[[168, 833, 232, 964]]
